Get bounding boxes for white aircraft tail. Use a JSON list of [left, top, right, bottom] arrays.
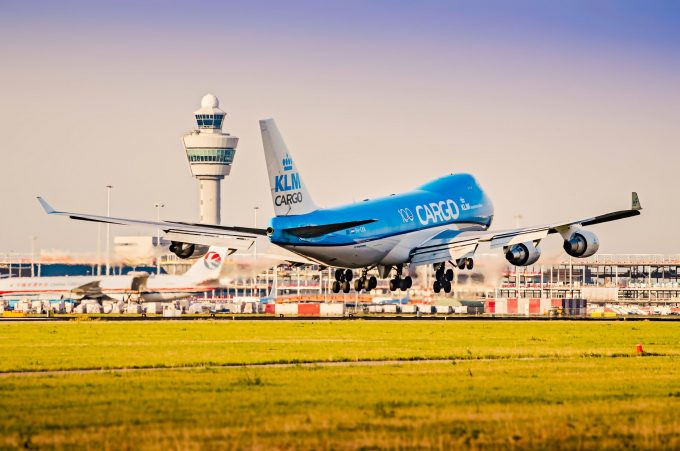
[[260, 118, 318, 216], [266, 269, 278, 299], [182, 246, 228, 283]]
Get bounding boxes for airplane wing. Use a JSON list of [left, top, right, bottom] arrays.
[[410, 192, 642, 266], [37, 197, 263, 251], [410, 230, 480, 266]]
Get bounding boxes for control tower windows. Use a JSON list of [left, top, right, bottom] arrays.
[[186, 148, 235, 164], [195, 114, 225, 129]]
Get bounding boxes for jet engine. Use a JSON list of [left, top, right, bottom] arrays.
[[505, 242, 541, 266], [169, 242, 209, 259], [563, 230, 599, 258]]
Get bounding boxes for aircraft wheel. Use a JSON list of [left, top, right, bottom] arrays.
[[402, 276, 412, 289], [334, 269, 344, 281], [457, 259, 466, 270], [435, 267, 444, 281], [443, 281, 452, 293], [354, 279, 363, 292], [368, 276, 377, 290], [342, 281, 351, 293], [344, 269, 353, 281], [433, 280, 442, 293], [466, 258, 474, 270], [332, 281, 340, 293], [399, 278, 409, 291], [445, 269, 454, 281], [389, 278, 399, 292], [363, 278, 371, 291]]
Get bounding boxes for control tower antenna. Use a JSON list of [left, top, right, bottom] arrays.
[[182, 94, 239, 224]]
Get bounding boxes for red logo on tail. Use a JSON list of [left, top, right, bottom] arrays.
[[203, 251, 222, 270]]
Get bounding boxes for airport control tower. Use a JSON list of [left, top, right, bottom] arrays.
[[182, 94, 239, 224]]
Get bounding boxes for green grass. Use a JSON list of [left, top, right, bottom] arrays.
[[1, 321, 679, 449], [0, 321, 677, 372]]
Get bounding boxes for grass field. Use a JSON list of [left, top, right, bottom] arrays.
[[1, 320, 679, 449]]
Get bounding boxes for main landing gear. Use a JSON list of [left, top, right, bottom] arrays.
[[354, 268, 378, 292], [433, 263, 452, 294], [388, 265, 412, 292], [432, 258, 474, 294], [331, 269, 352, 293], [332, 268, 378, 293]]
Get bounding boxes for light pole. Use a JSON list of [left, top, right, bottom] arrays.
[[96, 223, 101, 276], [253, 206, 259, 259], [30, 235, 37, 277], [154, 203, 165, 274], [105, 185, 113, 276]]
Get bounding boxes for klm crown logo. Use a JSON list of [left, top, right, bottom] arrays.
[[282, 154, 293, 171]]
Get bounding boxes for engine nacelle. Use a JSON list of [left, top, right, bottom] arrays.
[[169, 242, 209, 259], [505, 242, 541, 266], [563, 230, 599, 258]]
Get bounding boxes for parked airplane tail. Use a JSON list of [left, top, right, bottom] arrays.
[[182, 246, 228, 283], [260, 118, 318, 216]]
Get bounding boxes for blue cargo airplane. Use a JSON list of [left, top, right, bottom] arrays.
[[38, 118, 642, 294]]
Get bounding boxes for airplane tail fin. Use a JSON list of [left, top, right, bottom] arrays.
[[260, 118, 318, 216], [182, 246, 228, 283]]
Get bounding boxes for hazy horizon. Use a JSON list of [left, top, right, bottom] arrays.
[[1, 1, 679, 255]]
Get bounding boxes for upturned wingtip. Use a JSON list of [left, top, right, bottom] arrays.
[[632, 192, 642, 211], [36, 197, 56, 214]]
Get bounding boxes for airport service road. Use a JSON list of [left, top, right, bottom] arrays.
[[0, 356, 563, 377]]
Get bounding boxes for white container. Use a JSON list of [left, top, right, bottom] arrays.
[[400, 304, 417, 314], [434, 305, 453, 314], [518, 298, 529, 315], [144, 303, 162, 315], [125, 303, 143, 314], [275, 303, 298, 315], [540, 298, 552, 314], [320, 303, 344, 316], [85, 303, 102, 314], [367, 305, 383, 313], [415, 304, 434, 314], [383, 304, 398, 314], [162, 306, 182, 317]]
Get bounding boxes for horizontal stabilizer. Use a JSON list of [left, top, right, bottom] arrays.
[[283, 219, 377, 239]]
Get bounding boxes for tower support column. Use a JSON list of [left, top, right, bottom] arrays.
[[199, 177, 221, 224]]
